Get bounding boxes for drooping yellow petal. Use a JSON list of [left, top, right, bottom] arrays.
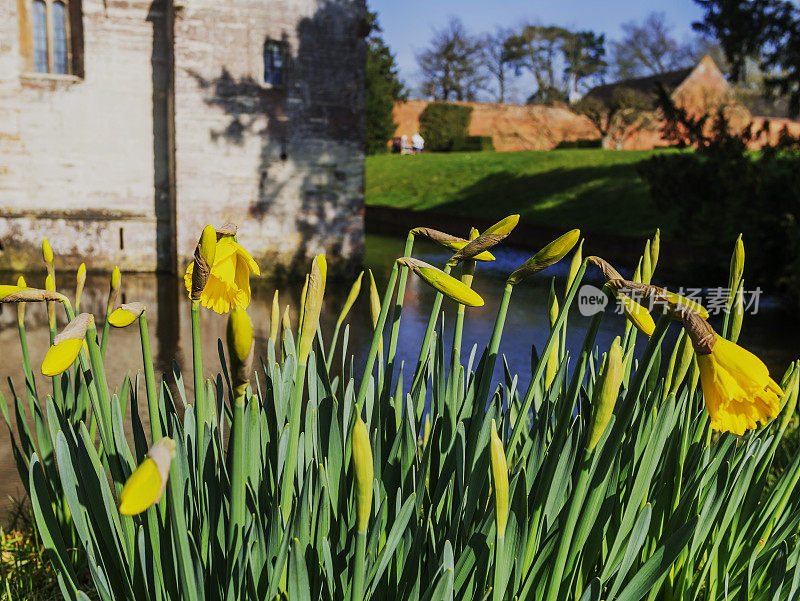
[[118, 458, 162, 516], [42, 339, 83, 377], [108, 307, 137, 328], [617, 293, 656, 337]]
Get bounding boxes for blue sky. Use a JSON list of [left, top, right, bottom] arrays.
[[369, 0, 706, 101]]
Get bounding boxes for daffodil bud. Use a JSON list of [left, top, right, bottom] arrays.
[[226, 307, 254, 401], [282, 305, 291, 334], [75, 263, 86, 311], [191, 225, 217, 300], [0, 284, 25, 301], [111, 266, 121, 291], [269, 290, 280, 344], [351, 411, 373, 532], [298, 255, 326, 364], [108, 302, 145, 328], [337, 271, 363, 327], [119, 437, 176, 516], [545, 287, 560, 389], [397, 257, 484, 307], [650, 229, 660, 272], [778, 365, 798, 432], [447, 214, 519, 265], [642, 240, 652, 285], [42, 238, 54, 267], [42, 313, 92, 376], [507, 229, 581, 285], [729, 234, 744, 306], [368, 270, 381, 330], [411, 227, 496, 261], [489, 419, 509, 538], [298, 274, 309, 332], [587, 337, 623, 451], [45, 274, 55, 292], [566, 239, 583, 294], [0, 286, 63, 304]]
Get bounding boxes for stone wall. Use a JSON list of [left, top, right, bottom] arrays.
[[0, 0, 366, 277], [173, 0, 366, 278], [0, 0, 170, 272]]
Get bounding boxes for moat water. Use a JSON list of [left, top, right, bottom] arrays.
[[0, 234, 797, 510]]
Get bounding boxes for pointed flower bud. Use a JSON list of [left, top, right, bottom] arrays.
[[447, 214, 519, 265], [411, 227, 495, 261], [507, 229, 580, 285], [111, 266, 121, 291], [42, 313, 92, 376], [337, 270, 363, 327], [227, 307, 254, 400], [730, 281, 744, 343], [397, 257, 484, 307], [351, 411, 373, 532], [119, 437, 176, 516], [367, 270, 381, 330], [16, 276, 27, 325], [269, 290, 280, 344], [566, 239, 584, 294], [45, 274, 55, 292], [587, 337, 623, 451], [298, 254, 326, 364], [75, 263, 86, 311], [489, 419, 509, 537], [650, 229, 660, 271], [545, 287, 560, 389], [42, 238, 54, 266], [108, 302, 145, 328], [729, 234, 744, 302]]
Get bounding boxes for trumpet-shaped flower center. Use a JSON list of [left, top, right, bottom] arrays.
[[41, 338, 83, 377], [697, 335, 782, 435], [184, 236, 260, 314]]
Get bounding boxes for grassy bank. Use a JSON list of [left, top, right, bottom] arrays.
[[365, 149, 674, 238]]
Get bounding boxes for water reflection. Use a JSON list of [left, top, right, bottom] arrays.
[[0, 234, 797, 509]]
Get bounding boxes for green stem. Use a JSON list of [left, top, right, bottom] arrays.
[[383, 233, 415, 393], [508, 261, 587, 453], [493, 534, 506, 601], [17, 319, 38, 410], [543, 453, 593, 601], [452, 258, 476, 372], [228, 393, 246, 548], [410, 264, 453, 398], [350, 530, 367, 601], [326, 321, 342, 373], [191, 300, 205, 440], [101, 300, 112, 359], [356, 263, 399, 410], [281, 361, 308, 519], [138, 313, 161, 442]]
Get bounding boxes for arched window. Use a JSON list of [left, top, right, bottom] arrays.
[[52, 1, 68, 74], [25, 0, 82, 76], [32, 0, 48, 73], [263, 40, 285, 88]]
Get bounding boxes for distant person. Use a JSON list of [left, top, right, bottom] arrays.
[[412, 132, 424, 154], [391, 137, 402, 153], [401, 134, 411, 155]]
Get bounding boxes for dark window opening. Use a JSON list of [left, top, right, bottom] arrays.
[[52, 1, 68, 74], [263, 40, 285, 87], [119, 227, 124, 250], [32, 0, 48, 73]]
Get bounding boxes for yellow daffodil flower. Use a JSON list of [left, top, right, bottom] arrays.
[[697, 334, 782, 436], [119, 438, 176, 515], [183, 236, 260, 313], [108, 303, 145, 328]]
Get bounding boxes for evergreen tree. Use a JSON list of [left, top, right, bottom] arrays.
[[365, 11, 406, 154]]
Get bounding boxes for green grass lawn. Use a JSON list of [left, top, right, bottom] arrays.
[[365, 149, 676, 238]]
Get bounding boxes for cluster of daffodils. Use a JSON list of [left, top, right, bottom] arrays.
[[3, 219, 798, 601]]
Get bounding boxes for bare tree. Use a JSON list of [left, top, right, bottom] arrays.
[[573, 88, 655, 148], [481, 28, 513, 103], [416, 17, 487, 101], [610, 12, 696, 79]]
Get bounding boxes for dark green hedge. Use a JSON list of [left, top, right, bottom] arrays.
[[419, 103, 473, 152], [452, 136, 495, 152]]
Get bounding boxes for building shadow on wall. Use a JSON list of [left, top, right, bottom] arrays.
[[185, 1, 367, 280]]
